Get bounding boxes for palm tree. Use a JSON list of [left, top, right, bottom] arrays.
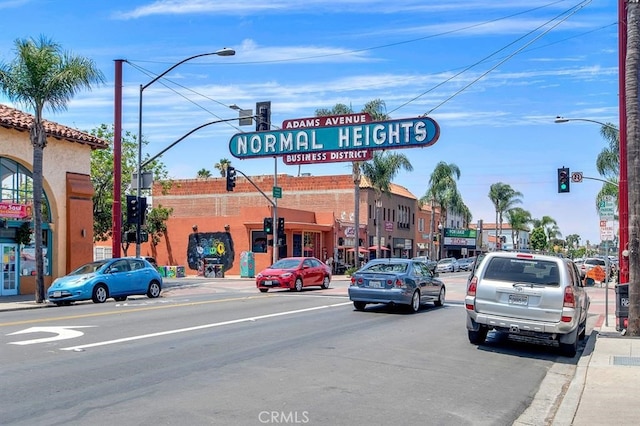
[[214, 158, 231, 177], [420, 162, 461, 259], [0, 36, 104, 303], [315, 99, 389, 267], [361, 151, 413, 259], [506, 207, 532, 250], [196, 168, 212, 178], [595, 123, 620, 212], [488, 183, 523, 249]]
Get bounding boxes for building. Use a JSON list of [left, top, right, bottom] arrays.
[[0, 104, 106, 296], [141, 173, 443, 276]]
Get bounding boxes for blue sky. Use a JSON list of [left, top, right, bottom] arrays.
[[0, 0, 618, 244]]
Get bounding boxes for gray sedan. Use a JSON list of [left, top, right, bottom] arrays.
[[348, 258, 445, 313]]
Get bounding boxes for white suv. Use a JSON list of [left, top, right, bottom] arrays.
[[465, 251, 589, 357]]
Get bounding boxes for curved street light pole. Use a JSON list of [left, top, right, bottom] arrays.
[[554, 116, 619, 132], [135, 48, 235, 257]]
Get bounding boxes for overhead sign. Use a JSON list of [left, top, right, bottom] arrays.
[[228, 116, 440, 159], [571, 172, 583, 183], [282, 112, 371, 130]]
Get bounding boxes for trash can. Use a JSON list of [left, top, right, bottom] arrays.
[[240, 251, 255, 278], [204, 258, 224, 278], [615, 283, 629, 332]]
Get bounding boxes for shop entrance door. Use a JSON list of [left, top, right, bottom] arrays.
[[1, 243, 18, 296]]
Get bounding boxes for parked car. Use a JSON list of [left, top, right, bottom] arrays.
[[436, 257, 460, 273], [256, 257, 331, 292], [47, 258, 163, 305], [465, 251, 589, 357], [579, 257, 608, 279], [348, 258, 445, 313], [457, 257, 475, 271], [412, 256, 437, 273]]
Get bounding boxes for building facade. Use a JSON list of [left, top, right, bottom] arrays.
[[0, 104, 106, 296], [141, 173, 442, 276]]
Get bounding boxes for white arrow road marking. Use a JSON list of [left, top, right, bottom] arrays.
[[8, 326, 95, 345], [60, 302, 352, 351]]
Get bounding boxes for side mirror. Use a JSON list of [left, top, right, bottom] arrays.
[[110, 267, 119, 273]]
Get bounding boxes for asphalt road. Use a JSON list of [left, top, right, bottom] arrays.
[[0, 272, 595, 426]]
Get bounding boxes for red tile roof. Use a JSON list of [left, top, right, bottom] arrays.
[[0, 104, 107, 149]]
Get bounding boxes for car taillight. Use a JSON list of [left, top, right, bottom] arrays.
[[467, 277, 477, 296], [394, 278, 405, 288], [563, 286, 575, 308], [350, 277, 363, 286]]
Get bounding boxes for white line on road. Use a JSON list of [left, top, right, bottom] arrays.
[[60, 301, 352, 351]]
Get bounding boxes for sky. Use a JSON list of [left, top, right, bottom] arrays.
[[0, 0, 619, 245]]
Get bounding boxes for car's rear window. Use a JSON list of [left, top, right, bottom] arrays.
[[362, 263, 408, 273], [483, 257, 560, 285]]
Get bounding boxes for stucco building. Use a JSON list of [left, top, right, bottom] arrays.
[[141, 173, 442, 276], [0, 104, 106, 296]]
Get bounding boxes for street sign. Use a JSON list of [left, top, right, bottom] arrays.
[[282, 112, 371, 130], [599, 219, 614, 241], [571, 172, 583, 183], [273, 186, 282, 198], [598, 196, 615, 220], [228, 116, 440, 159]]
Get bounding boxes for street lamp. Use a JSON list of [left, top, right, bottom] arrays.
[[437, 223, 443, 260], [554, 116, 619, 132], [135, 47, 235, 257]]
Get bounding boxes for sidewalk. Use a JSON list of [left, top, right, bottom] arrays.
[[551, 313, 640, 426]]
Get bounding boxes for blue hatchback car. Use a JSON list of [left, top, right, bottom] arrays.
[[348, 258, 445, 313], [47, 258, 163, 306]]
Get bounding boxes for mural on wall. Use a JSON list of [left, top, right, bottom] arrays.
[[187, 226, 235, 275]]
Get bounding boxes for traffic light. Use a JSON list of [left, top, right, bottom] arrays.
[[263, 217, 273, 234], [256, 101, 271, 132], [139, 196, 147, 225], [126, 195, 139, 224], [226, 166, 237, 191], [277, 217, 285, 239], [557, 167, 570, 193]]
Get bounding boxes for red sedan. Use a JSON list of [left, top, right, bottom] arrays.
[[256, 257, 331, 293]]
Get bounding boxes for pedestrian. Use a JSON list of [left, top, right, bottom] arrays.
[[326, 256, 334, 273]]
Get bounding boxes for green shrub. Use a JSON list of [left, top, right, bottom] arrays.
[[345, 266, 359, 277]]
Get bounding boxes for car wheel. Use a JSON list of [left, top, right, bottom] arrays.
[[559, 338, 578, 357], [92, 284, 108, 303], [468, 326, 488, 344], [321, 276, 330, 289], [294, 277, 303, 292], [114, 296, 127, 302], [408, 290, 420, 313], [434, 287, 446, 307], [353, 301, 367, 311], [147, 281, 161, 298], [259, 288, 269, 293]]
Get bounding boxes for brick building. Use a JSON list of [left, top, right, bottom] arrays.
[[142, 173, 440, 276]]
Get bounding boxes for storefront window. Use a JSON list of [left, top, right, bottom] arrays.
[[251, 230, 268, 253], [0, 157, 52, 276]]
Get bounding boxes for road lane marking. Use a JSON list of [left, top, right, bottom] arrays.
[[60, 301, 352, 351], [8, 326, 95, 345]]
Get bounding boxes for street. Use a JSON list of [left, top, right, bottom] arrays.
[[0, 272, 605, 425]]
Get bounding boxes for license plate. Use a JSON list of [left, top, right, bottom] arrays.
[[263, 280, 273, 286], [509, 294, 528, 305], [368, 280, 382, 288], [53, 291, 61, 298]]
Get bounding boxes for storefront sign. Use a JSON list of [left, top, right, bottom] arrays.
[[0, 202, 32, 219]]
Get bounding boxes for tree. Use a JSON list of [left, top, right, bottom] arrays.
[[145, 204, 174, 259], [90, 124, 171, 245], [506, 207, 532, 250], [529, 227, 548, 251], [214, 158, 231, 177], [0, 36, 104, 303], [197, 168, 212, 178], [361, 151, 414, 259], [420, 162, 462, 259], [488, 183, 523, 248], [626, 2, 640, 336], [595, 123, 620, 213]]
